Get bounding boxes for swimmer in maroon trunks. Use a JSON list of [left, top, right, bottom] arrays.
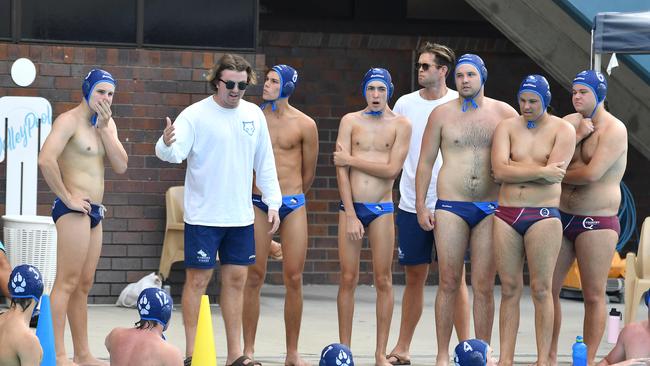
[[491, 75, 575, 366], [549, 70, 628, 365]]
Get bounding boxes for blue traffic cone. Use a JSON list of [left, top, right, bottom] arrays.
[[35, 294, 56, 366]]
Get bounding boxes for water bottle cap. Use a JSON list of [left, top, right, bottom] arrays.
[[576, 336, 584, 342]]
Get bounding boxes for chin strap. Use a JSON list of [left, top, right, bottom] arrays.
[[461, 98, 479, 112], [259, 100, 278, 111], [364, 110, 383, 116]]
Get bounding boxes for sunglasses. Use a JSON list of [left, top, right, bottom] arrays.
[[219, 79, 248, 91], [415, 62, 443, 71]]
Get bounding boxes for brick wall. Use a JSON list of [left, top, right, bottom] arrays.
[[0, 43, 267, 303], [1, 30, 648, 303]]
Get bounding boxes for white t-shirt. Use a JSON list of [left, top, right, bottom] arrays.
[[395, 88, 459, 213], [155, 96, 282, 226]]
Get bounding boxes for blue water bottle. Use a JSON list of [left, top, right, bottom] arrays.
[[572, 336, 588, 366]]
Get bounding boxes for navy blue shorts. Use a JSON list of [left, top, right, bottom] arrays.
[[396, 209, 436, 265], [51, 198, 106, 228], [184, 223, 255, 268]]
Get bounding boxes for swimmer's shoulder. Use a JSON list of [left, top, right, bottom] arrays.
[[427, 99, 457, 122], [395, 112, 411, 127], [486, 97, 518, 118], [290, 106, 317, 127], [53, 107, 83, 129], [552, 114, 576, 133], [562, 112, 583, 128]]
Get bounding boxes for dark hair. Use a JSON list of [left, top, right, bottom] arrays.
[[546, 105, 556, 116], [134, 319, 158, 330], [418, 42, 456, 77], [10, 298, 34, 312], [206, 54, 257, 92]]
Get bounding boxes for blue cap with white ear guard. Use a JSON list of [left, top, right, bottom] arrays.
[[82, 69, 116, 126], [453, 339, 490, 366], [455, 54, 488, 112], [138, 287, 173, 331], [9, 264, 44, 304], [273, 65, 298, 99], [82, 69, 116, 102], [261, 64, 298, 111], [319, 343, 354, 366], [573, 70, 607, 118], [518, 74, 552, 129]]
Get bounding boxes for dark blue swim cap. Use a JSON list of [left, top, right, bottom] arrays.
[[518, 74, 551, 111], [573, 70, 607, 104], [455, 54, 488, 112], [9, 264, 44, 303], [138, 287, 173, 331], [518, 74, 551, 128], [573, 70, 607, 118], [260, 64, 298, 111], [644, 289, 650, 307], [361, 67, 394, 99], [453, 339, 490, 366], [319, 343, 354, 366], [272, 65, 298, 99], [456, 54, 488, 85], [82, 69, 116, 103]]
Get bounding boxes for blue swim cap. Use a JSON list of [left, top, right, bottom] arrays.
[[453, 339, 490, 366], [518, 74, 551, 129], [82, 69, 116, 103], [573, 70, 607, 118], [9, 264, 44, 303], [273, 65, 298, 99], [137, 288, 173, 331], [455, 54, 488, 112], [261, 65, 298, 111], [319, 343, 354, 366], [361, 67, 394, 99], [644, 290, 650, 307]]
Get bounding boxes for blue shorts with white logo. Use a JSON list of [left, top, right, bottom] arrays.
[[184, 223, 255, 268], [397, 209, 436, 265]]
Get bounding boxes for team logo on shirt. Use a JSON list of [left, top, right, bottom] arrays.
[[242, 121, 255, 136], [582, 217, 599, 229]]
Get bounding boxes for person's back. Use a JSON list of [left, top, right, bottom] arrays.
[[106, 327, 182, 366], [0, 264, 45, 366], [598, 291, 650, 365], [0, 311, 42, 366], [106, 288, 182, 366]]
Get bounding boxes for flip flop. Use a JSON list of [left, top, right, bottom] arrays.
[[228, 355, 254, 366], [386, 353, 411, 366]]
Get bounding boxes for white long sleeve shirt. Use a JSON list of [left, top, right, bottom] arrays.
[[156, 96, 281, 226], [395, 88, 459, 213]]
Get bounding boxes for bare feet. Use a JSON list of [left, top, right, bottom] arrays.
[[375, 355, 393, 366], [56, 357, 79, 366], [269, 240, 283, 260], [435, 354, 450, 366], [73, 354, 109, 366], [285, 354, 311, 366]]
